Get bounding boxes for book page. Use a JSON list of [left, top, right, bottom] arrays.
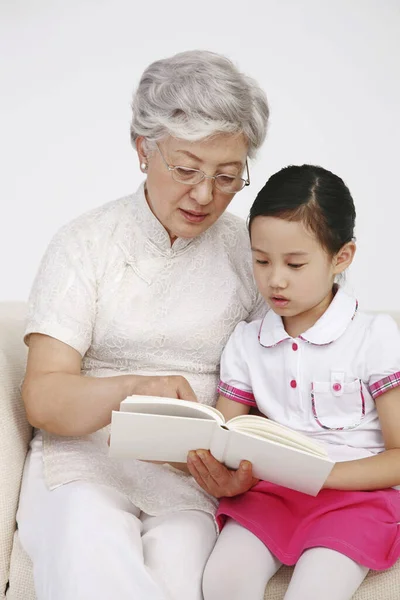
[[110, 412, 218, 462], [120, 396, 225, 424], [227, 415, 328, 458], [221, 428, 334, 496]]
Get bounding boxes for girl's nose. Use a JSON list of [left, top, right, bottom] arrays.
[[270, 269, 287, 289]]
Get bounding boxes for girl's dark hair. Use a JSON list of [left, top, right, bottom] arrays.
[[249, 165, 356, 255]]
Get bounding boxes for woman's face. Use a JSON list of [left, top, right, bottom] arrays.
[[137, 133, 249, 242]]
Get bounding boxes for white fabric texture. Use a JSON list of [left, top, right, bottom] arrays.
[[219, 287, 400, 462], [17, 435, 216, 600], [203, 520, 369, 600], [23, 183, 266, 519]]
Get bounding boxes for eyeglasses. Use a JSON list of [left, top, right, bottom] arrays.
[[155, 143, 250, 194]]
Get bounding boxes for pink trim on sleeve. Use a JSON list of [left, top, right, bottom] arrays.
[[370, 371, 400, 400], [217, 380, 257, 406]]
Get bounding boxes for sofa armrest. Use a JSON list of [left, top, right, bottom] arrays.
[[0, 303, 32, 598]]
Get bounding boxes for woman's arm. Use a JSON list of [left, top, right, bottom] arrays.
[[22, 333, 197, 437], [323, 386, 400, 490]]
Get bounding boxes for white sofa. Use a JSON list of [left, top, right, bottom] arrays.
[[1, 301, 400, 600]]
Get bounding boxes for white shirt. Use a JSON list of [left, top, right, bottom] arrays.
[[25, 183, 266, 518], [219, 287, 400, 462]]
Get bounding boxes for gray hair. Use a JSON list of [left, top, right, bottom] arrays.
[[130, 50, 269, 158]]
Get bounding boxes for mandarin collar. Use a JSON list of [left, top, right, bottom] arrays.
[[258, 286, 358, 348]]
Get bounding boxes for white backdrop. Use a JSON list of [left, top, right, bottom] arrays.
[[1, 0, 399, 309]]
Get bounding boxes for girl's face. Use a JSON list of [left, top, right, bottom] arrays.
[[250, 216, 354, 334]]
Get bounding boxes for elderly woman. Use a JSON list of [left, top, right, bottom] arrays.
[[17, 50, 269, 600]]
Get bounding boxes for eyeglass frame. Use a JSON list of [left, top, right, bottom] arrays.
[[154, 143, 251, 193]]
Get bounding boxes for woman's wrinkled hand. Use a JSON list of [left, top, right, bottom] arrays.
[[130, 375, 197, 402], [187, 450, 259, 498], [108, 375, 197, 447]]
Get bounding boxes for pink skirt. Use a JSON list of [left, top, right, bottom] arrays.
[[216, 482, 400, 570]]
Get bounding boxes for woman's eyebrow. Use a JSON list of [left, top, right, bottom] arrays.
[[174, 149, 242, 168]]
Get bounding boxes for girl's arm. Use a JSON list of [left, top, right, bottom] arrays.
[[216, 395, 252, 420], [324, 386, 400, 490]]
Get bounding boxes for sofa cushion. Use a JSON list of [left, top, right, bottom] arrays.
[[0, 303, 31, 599]]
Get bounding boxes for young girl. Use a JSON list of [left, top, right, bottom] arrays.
[[201, 165, 400, 600]]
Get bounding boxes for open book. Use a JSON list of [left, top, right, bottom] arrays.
[[109, 396, 335, 496]]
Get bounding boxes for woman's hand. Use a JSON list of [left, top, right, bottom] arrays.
[[23, 335, 197, 437], [130, 375, 197, 402], [187, 450, 259, 498]]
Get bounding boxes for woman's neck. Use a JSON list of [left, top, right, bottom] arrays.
[[144, 184, 177, 246]]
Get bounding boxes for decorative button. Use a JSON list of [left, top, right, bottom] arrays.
[[333, 383, 342, 392], [292, 342, 298, 351], [290, 379, 297, 389]]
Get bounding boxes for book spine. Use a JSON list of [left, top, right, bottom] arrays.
[[209, 426, 231, 463]]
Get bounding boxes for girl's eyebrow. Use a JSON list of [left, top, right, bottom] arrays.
[[251, 247, 309, 257], [284, 251, 309, 257]]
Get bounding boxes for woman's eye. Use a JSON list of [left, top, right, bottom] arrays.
[[255, 259, 269, 265], [217, 175, 236, 183], [288, 263, 305, 269], [175, 167, 197, 179]]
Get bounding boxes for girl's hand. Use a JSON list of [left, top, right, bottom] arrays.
[[187, 450, 259, 498]]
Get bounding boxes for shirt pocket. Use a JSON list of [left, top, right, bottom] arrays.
[[311, 378, 366, 430]]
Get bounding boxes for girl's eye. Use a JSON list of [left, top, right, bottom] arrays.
[[255, 259, 269, 265], [288, 263, 305, 269]]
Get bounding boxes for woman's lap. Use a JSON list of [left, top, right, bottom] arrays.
[[17, 434, 216, 600]]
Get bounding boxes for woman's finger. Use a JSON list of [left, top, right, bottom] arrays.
[[176, 377, 197, 402], [191, 450, 230, 487], [187, 454, 217, 494], [187, 451, 219, 487], [230, 461, 258, 494], [187, 451, 259, 498], [195, 450, 234, 484]]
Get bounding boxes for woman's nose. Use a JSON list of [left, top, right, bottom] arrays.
[[190, 178, 214, 205]]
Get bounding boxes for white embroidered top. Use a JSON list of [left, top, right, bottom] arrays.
[[25, 183, 266, 519]]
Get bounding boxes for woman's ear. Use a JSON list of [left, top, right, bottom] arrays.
[[333, 241, 356, 275], [136, 137, 148, 172]]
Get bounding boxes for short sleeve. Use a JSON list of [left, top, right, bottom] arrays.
[[217, 321, 256, 407], [364, 314, 400, 400], [24, 223, 97, 356]]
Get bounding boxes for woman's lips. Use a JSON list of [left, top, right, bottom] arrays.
[[179, 208, 208, 223], [270, 296, 289, 308]]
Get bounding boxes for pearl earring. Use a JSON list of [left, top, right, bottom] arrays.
[[141, 162, 148, 171]]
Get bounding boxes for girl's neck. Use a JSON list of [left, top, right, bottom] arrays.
[[282, 288, 335, 339]]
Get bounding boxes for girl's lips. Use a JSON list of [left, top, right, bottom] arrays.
[[179, 208, 208, 223], [270, 296, 289, 308]]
